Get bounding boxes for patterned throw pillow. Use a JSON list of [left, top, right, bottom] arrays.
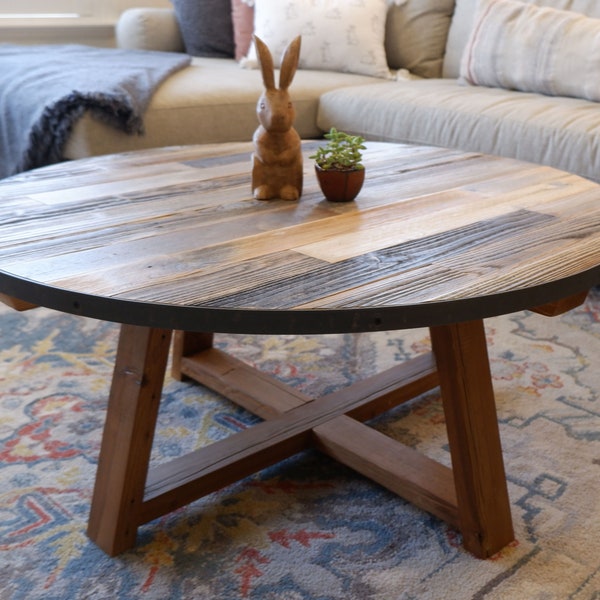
[[240, 0, 393, 79], [171, 0, 234, 58], [460, 0, 600, 101]]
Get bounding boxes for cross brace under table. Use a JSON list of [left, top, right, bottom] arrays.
[[86, 315, 525, 559]]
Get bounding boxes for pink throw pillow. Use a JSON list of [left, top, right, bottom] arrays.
[[232, 0, 254, 61]]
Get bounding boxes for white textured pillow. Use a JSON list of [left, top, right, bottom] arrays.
[[460, 0, 600, 101], [241, 0, 393, 79]]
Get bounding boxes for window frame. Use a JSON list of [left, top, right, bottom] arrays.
[[0, 0, 98, 18]]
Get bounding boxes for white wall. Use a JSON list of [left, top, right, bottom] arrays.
[[0, 0, 171, 46]]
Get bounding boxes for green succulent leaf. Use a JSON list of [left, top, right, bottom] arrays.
[[309, 127, 366, 171]]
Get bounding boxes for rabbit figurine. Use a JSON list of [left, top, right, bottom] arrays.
[[252, 35, 303, 201]]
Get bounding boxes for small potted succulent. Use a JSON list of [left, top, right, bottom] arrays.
[[310, 127, 367, 202]]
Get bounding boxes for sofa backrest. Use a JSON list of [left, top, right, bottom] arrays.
[[444, 0, 600, 78], [386, 0, 455, 79]]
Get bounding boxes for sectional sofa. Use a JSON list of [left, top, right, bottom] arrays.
[[65, 0, 600, 183]]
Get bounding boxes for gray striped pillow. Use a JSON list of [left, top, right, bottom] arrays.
[[460, 0, 600, 102]]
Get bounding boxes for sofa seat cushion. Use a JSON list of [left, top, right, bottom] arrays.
[[317, 78, 600, 181], [64, 58, 386, 160]]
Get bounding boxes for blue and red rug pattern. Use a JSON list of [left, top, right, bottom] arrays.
[[1, 290, 599, 599]]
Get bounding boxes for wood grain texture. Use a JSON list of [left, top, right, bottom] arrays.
[[87, 325, 172, 556], [5, 142, 589, 558], [142, 344, 440, 525], [0, 142, 597, 333], [430, 321, 514, 558]]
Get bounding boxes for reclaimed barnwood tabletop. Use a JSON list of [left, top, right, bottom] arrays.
[[0, 141, 598, 559]]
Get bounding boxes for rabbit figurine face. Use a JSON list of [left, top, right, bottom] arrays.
[[252, 35, 303, 201], [257, 90, 296, 133]]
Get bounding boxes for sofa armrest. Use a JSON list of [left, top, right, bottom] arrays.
[[115, 8, 185, 53]]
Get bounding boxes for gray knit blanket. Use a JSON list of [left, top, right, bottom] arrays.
[[0, 44, 191, 179]]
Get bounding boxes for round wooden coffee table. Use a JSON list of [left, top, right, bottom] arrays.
[[0, 142, 598, 559]]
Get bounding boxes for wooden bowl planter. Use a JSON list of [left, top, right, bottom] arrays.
[[315, 165, 365, 202]]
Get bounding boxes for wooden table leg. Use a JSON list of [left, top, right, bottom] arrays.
[[171, 331, 213, 381], [87, 323, 515, 558], [429, 320, 514, 558], [87, 324, 172, 556]]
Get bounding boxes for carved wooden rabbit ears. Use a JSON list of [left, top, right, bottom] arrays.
[[253, 35, 302, 91]]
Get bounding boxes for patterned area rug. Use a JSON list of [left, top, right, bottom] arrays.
[[1, 290, 599, 600]]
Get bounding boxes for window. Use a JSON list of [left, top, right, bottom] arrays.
[[0, 0, 169, 45], [0, 1, 170, 21], [0, 0, 94, 18]]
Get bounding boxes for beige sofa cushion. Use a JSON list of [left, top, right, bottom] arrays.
[[385, 0, 455, 78], [116, 8, 185, 53], [444, 0, 600, 78], [316, 78, 600, 181], [64, 58, 387, 160], [461, 0, 600, 102]]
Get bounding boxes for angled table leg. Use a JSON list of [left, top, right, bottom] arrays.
[[87, 324, 172, 556], [430, 320, 514, 558], [171, 331, 214, 381]]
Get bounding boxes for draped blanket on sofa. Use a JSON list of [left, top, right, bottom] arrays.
[[0, 44, 191, 179]]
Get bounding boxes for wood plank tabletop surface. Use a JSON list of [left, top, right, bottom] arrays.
[[0, 141, 598, 333]]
